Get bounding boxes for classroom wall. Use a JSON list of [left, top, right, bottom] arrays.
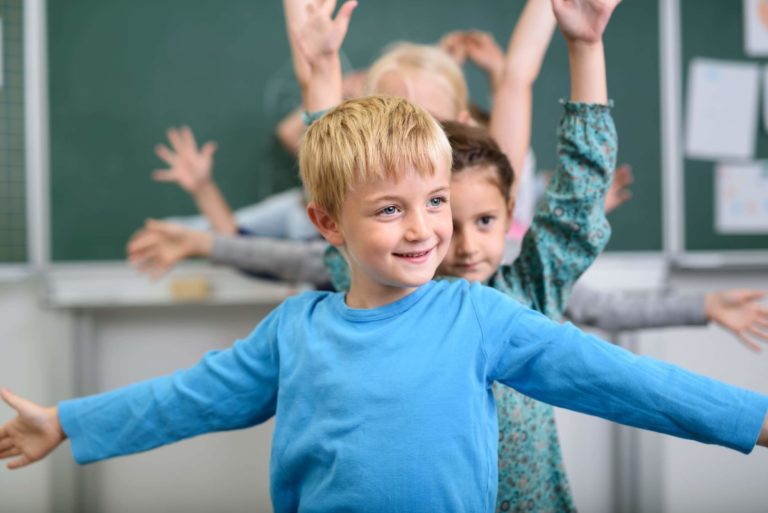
[[0, 278, 72, 513]]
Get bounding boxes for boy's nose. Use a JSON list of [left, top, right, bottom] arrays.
[[404, 210, 431, 241]]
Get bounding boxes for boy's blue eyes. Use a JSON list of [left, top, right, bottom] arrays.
[[376, 197, 446, 216]]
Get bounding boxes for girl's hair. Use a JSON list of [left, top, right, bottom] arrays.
[[441, 121, 515, 205], [365, 42, 468, 118]]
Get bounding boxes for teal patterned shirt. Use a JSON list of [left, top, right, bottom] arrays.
[[324, 101, 617, 512]]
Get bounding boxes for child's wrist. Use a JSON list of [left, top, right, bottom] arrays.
[[52, 406, 67, 441], [191, 232, 214, 257]]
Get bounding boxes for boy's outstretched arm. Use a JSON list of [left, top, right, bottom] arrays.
[[0, 388, 66, 470], [153, 126, 237, 235], [490, 0, 557, 199]]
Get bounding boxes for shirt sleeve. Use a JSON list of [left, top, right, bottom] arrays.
[[472, 284, 768, 454], [565, 283, 709, 332], [58, 308, 283, 464], [210, 234, 331, 287], [323, 245, 352, 292], [494, 102, 617, 319]]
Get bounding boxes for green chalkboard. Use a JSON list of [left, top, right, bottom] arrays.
[[48, 0, 662, 261], [681, 0, 768, 253], [0, 0, 26, 263]]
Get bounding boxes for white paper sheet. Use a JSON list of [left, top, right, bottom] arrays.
[[685, 58, 760, 161], [716, 161, 768, 234], [744, 0, 768, 56]]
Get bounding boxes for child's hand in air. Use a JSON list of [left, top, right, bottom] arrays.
[[604, 163, 634, 214], [153, 126, 218, 196], [464, 31, 505, 91], [295, 0, 357, 71], [551, 0, 621, 44], [0, 388, 65, 470], [706, 290, 768, 352], [439, 31, 469, 66], [127, 220, 213, 280]]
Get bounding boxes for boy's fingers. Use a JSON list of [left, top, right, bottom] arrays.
[[0, 388, 23, 412], [0, 447, 21, 460], [201, 142, 218, 158], [748, 325, 768, 342], [7, 455, 32, 470]]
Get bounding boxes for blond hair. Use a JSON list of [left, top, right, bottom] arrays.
[[365, 42, 468, 119], [299, 96, 451, 220]]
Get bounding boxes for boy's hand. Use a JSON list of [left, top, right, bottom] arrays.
[[127, 220, 213, 280], [705, 290, 768, 352], [604, 163, 634, 214], [0, 388, 65, 470], [295, 0, 357, 71], [551, 0, 621, 44], [464, 31, 505, 91], [153, 126, 218, 196]]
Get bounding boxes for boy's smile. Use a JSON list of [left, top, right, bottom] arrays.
[[333, 164, 453, 308]]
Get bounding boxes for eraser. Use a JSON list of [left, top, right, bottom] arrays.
[[169, 277, 212, 302]]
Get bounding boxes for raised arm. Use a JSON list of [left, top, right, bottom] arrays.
[[492, 0, 619, 318], [489, 0, 557, 198], [287, 0, 357, 113], [153, 126, 238, 235]]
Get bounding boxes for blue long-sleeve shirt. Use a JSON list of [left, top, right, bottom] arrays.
[[59, 280, 768, 513]]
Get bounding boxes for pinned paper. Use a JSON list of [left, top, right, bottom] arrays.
[[716, 162, 768, 234], [744, 0, 768, 56], [685, 58, 760, 161]]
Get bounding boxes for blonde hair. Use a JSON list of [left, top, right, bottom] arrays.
[[299, 95, 452, 220], [365, 42, 468, 119]]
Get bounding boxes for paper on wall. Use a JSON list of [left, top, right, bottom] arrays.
[[716, 161, 768, 234], [685, 58, 759, 161], [744, 0, 768, 56]]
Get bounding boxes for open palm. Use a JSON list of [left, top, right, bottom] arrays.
[[551, 0, 621, 43], [0, 388, 65, 470], [153, 126, 217, 194]]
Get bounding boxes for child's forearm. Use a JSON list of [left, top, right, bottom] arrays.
[[490, 0, 557, 199], [567, 40, 608, 104], [500, 0, 557, 87], [305, 55, 343, 113], [192, 182, 238, 235]]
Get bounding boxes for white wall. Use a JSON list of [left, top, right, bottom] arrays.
[[0, 277, 72, 513]]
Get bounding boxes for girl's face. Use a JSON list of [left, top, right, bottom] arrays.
[[437, 166, 512, 283]]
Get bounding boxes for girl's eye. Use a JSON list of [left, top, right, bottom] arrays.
[[377, 205, 400, 217], [478, 216, 495, 228], [429, 196, 447, 208]]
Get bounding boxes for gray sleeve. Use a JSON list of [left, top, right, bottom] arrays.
[[565, 282, 709, 332], [209, 235, 330, 287]]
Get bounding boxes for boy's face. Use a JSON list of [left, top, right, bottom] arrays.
[[335, 162, 453, 308], [437, 166, 512, 284]]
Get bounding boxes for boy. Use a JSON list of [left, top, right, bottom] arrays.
[[2, 94, 768, 513]]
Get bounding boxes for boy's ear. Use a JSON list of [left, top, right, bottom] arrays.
[[307, 202, 345, 246]]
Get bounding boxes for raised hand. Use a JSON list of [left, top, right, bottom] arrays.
[[706, 290, 768, 352], [438, 31, 469, 66], [551, 0, 621, 44], [153, 126, 217, 195], [127, 220, 213, 280], [604, 163, 634, 213], [464, 31, 505, 91], [0, 388, 65, 470], [294, 0, 357, 70]]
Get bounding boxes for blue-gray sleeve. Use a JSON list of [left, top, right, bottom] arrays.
[[58, 308, 282, 464], [210, 234, 330, 287], [565, 283, 709, 332], [473, 284, 768, 454]]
